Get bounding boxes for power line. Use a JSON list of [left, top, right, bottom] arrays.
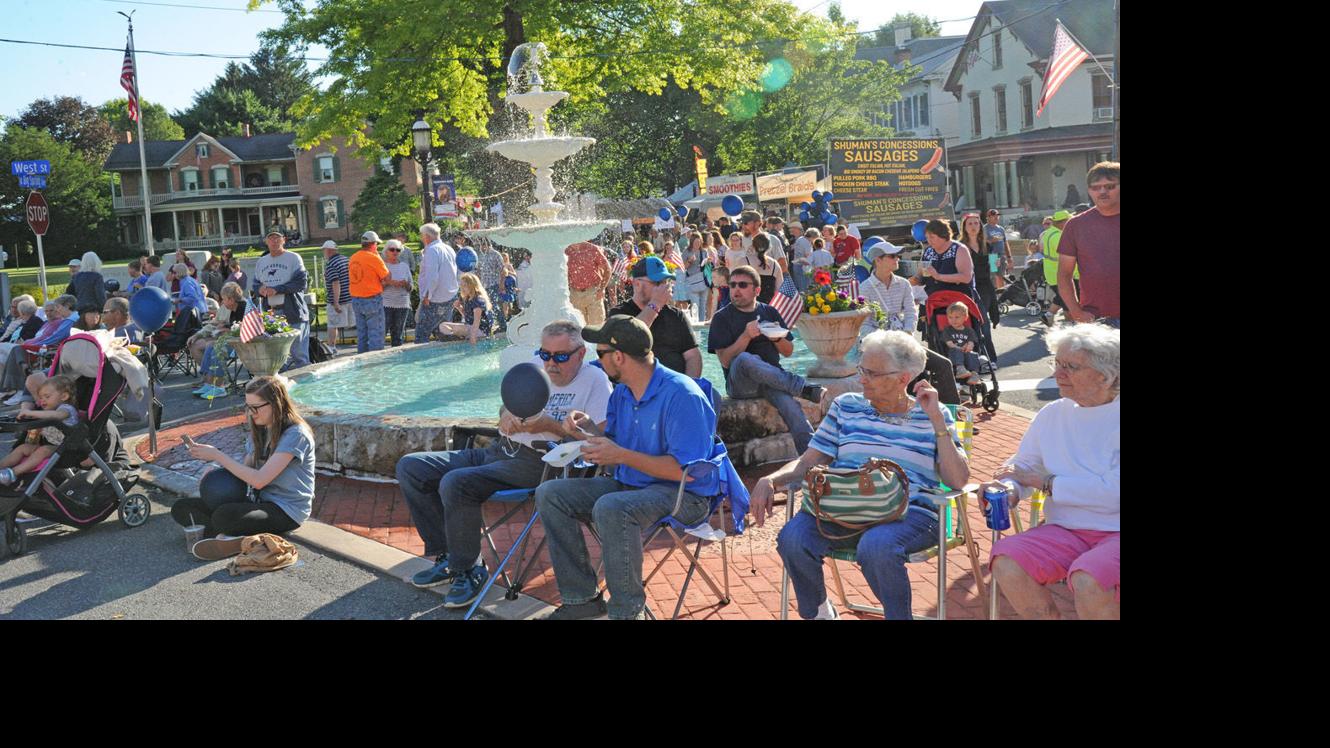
[[97, 0, 284, 13]]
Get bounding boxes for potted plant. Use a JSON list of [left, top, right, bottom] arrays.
[[229, 311, 299, 379], [796, 267, 882, 378]]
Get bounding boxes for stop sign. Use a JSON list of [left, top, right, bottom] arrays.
[[26, 191, 50, 236]]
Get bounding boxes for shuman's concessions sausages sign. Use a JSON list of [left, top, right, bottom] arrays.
[[828, 138, 952, 227]]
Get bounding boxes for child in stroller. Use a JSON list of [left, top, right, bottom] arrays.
[[940, 302, 984, 385], [924, 291, 1002, 412], [997, 255, 1049, 319], [0, 374, 80, 485]]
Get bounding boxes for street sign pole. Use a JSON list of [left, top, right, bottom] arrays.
[[25, 191, 51, 299], [34, 235, 48, 300]]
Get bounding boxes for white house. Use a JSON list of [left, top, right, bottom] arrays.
[[859, 28, 966, 151], [942, 0, 1116, 216]]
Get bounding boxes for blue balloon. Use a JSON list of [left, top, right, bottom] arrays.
[[501, 362, 552, 419], [911, 219, 929, 243], [821, 211, 832, 223], [853, 264, 870, 283], [456, 247, 477, 272], [129, 286, 172, 334], [659, 208, 672, 221], [722, 195, 744, 216], [677, 206, 688, 219], [861, 236, 883, 252], [800, 202, 810, 211], [811, 191, 822, 202], [823, 191, 835, 203], [826, 213, 838, 224], [799, 210, 810, 222]]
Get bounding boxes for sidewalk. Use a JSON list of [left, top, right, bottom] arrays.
[[137, 407, 1075, 620]]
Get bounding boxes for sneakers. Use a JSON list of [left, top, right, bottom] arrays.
[[1040, 311, 1054, 327], [800, 384, 827, 404], [538, 594, 609, 620], [196, 384, 228, 399], [955, 367, 972, 380], [442, 564, 489, 609], [3, 392, 26, 406], [813, 598, 840, 620], [0, 468, 14, 486], [191, 383, 211, 395], [192, 535, 246, 561], [410, 555, 460, 588]]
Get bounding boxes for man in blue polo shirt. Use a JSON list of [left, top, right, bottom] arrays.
[[535, 315, 717, 620]]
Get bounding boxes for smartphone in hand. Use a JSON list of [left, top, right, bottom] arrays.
[[181, 434, 197, 447]]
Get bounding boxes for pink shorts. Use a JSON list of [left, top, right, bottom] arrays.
[[991, 524, 1120, 602]]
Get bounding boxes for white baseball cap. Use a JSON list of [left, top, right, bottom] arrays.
[[321, 240, 338, 250], [361, 231, 381, 244]]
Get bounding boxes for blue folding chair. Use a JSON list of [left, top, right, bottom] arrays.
[[639, 438, 749, 620]]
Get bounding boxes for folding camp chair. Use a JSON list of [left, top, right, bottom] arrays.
[[150, 308, 201, 379], [986, 487, 1049, 620], [639, 437, 749, 620], [779, 405, 987, 620]]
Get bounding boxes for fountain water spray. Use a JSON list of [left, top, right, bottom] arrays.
[[468, 42, 617, 371]]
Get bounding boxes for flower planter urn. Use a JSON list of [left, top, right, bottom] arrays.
[[230, 330, 298, 379], [796, 309, 871, 378]]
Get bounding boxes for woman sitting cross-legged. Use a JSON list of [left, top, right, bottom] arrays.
[[437, 272, 494, 345], [172, 375, 315, 560], [749, 330, 970, 620]]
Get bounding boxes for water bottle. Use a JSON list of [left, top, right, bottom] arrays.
[[983, 479, 1017, 531]]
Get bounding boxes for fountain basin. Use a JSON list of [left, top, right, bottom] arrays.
[[486, 136, 595, 170], [469, 220, 619, 253], [506, 90, 569, 113]]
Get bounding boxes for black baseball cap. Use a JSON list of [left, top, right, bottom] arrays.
[[582, 315, 653, 357]]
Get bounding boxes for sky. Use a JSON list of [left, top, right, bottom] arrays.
[[0, 0, 986, 124]]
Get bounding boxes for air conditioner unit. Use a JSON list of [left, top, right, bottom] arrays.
[[1095, 107, 1114, 120]]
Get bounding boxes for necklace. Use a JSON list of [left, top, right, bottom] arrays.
[[871, 396, 914, 424]]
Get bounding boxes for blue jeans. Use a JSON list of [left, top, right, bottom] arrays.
[[277, 316, 310, 371], [791, 265, 810, 293], [946, 346, 981, 374], [395, 444, 548, 562], [352, 295, 385, 353], [385, 307, 409, 347], [777, 506, 939, 620], [414, 299, 454, 344], [536, 476, 710, 619], [727, 352, 813, 453], [688, 288, 709, 321]]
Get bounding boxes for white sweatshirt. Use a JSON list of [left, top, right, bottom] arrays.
[[1012, 396, 1120, 532]]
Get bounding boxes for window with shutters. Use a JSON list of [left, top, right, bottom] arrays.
[[1020, 80, 1034, 129], [321, 198, 339, 229], [182, 168, 200, 192], [212, 166, 230, 189], [318, 156, 335, 183], [995, 86, 1008, 134], [969, 93, 981, 138], [267, 166, 283, 186]]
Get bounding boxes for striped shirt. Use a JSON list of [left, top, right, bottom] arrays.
[[858, 273, 918, 335], [809, 393, 961, 509], [324, 253, 350, 303]]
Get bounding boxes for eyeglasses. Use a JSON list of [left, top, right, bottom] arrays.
[[728, 281, 754, 289], [857, 366, 904, 380], [387, 248, 401, 253], [595, 348, 617, 359], [1051, 359, 1091, 373], [536, 348, 581, 363], [245, 401, 271, 414]]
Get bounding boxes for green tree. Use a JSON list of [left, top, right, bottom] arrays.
[[348, 170, 420, 237], [241, 47, 315, 120], [175, 87, 286, 137], [873, 13, 942, 46], [0, 127, 123, 266], [99, 98, 186, 142], [11, 96, 117, 165]]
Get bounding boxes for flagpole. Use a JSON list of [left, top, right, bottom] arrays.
[[1055, 19, 1114, 82], [123, 14, 155, 256]]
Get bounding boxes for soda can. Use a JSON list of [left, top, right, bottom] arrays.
[[984, 485, 1011, 531]]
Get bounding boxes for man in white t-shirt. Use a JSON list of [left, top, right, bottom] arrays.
[[397, 319, 612, 607]]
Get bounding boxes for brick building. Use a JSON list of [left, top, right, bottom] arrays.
[[104, 131, 420, 252]]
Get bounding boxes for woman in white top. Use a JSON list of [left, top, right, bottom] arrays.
[[381, 239, 415, 347], [858, 240, 918, 337], [724, 231, 751, 271], [985, 324, 1120, 620]]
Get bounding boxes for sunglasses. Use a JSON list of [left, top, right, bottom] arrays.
[[535, 348, 580, 363], [595, 348, 617, 359], [245, 401, 271, 414], [728, 281, 754, 289]]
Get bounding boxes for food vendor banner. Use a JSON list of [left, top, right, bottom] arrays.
[[756, 170, 819, 203], [827, 138, 952, 226]]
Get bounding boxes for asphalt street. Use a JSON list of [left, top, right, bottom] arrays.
[[0, 485, 472, 620]]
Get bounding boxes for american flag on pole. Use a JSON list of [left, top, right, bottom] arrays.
[[120, 35, 140, 122], [771, 273, 803, 329], [1037, 20, 1091, 117], [239, 309, 265, 343], [834, 265, 859, 300]]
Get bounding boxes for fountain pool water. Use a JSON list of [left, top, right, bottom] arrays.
[[289, 329, 846, 420]]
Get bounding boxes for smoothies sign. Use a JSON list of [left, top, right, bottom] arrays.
[[828, 138, 951, 226], [704, 173, 755, 196]]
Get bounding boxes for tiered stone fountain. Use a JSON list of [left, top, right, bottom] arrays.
[[468, 42, 617, 371]]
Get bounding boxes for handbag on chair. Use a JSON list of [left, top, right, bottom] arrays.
[[801, 458, 911, 540]]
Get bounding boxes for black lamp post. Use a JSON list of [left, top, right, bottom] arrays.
[[411, 111, 433, 222]]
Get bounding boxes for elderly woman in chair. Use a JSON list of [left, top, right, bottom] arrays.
[[749, 330, 969, 620], [984, 323, 1119, 620]]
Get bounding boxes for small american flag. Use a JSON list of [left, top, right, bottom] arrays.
[[120, 35, 139, 122], [663, 246, 683, 268], [835, 265, 859, 301], [239, 309, 265, 343], [1037, 21, 1091, 117], [611, 253, 629, 280], [770, 274, 803, 329]]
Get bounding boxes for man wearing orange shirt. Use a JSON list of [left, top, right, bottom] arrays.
[[349, 231, 391, 353]]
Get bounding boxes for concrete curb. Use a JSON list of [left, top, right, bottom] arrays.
[[123, 432, 555, 620]]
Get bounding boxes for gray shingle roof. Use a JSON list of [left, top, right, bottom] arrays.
[[945, 0, 1114, 96], [857, 37, 967, 80], [104, 132, 296, 170]]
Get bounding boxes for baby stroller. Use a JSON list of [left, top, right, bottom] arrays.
[[997, 255, 1049, 320], [924, 291, 1001, 413], [0, 333, 147, 558]]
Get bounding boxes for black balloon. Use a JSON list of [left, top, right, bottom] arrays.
[[501, 362, 552, 419], [104, 278, 121, 293]]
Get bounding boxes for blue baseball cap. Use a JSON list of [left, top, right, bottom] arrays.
[[630, 255, 673, 282]]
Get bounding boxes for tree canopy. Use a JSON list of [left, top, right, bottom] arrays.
[[348, 169, 420, 237], [99, 98, 186, 142], [873, 13, 942, 46], [11, 96, 117, 165], [174, 46, 314, 136]]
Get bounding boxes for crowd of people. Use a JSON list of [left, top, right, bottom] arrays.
[[0, 160, 1118, 620]]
